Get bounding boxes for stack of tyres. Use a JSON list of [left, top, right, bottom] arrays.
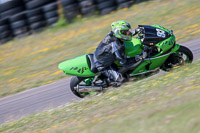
[[26, 7, 46, 33], [116, 0, 134, 9], [78, 0, 97, 17], [134, 0, 149, 4], [96, 0, 117, 15], [0, 18, 12, 44], [25, 0, 56, 33], [0, 0, 25, 44], [42, 2, 59, 26], [9, 12, 30, 38], [0, 0, 25, 19], [61, 0, 80, 23]]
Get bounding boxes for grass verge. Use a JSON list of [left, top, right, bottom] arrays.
[[0, 0, 200, 97], [0, 59, 200, 133]]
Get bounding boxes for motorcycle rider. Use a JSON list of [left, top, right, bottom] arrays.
[[93, 20, 146, 86]]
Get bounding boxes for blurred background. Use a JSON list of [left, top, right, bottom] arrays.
[[0, 0, 199, 97], [0, 0, 200, 132], [0, 0, 143, 44]]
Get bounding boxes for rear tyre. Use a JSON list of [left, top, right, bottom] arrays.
[[70, 76, 89, 98]]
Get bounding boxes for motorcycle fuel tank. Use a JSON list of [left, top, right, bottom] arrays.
[[124, 38, 143, 58]]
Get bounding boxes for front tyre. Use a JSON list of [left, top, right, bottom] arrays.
[[177, 45, 193, 63], [161, 45, 193, 71]]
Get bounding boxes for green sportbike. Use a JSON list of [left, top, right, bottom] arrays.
[[58, 25, 193, 98]]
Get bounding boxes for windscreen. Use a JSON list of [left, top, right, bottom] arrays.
[[138, 25, 171, 45]]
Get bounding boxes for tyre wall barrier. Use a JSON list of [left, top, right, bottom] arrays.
[[0, 0, 147, 45]]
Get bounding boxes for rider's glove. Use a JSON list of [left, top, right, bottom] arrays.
[[119, 59, 127, 65], [131, 28, 142, 36], [135, 51, 147, 61], [142, 51, 147, 59], [135, 55, 142, 61], [143, 45, 149, 52]]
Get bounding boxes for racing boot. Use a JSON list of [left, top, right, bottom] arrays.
[[102, 67, 126, 87]]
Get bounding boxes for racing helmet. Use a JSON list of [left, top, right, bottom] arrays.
[[111, 20, 132, 41]]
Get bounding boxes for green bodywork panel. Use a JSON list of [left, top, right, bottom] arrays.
[[124, 38, 143, 58], [58, 55, 96, 77], [152, 24, 171, 34], [171, 44, 180, 53], [151, 25, 176, 55], [115, 38, 143, 66], [130, 43, 180, 75], [131, 53, 171, 75], [154, 35, 176, 55]]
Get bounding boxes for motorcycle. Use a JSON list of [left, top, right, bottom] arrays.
[[58, 25, 193, 98]]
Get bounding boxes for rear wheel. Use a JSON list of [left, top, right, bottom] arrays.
[[70, 76, 107, 98], [161, 45, 193, 71], [70, 76, 89, 98]]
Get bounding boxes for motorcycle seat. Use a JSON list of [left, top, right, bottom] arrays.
[[87, 54, 98, 73]]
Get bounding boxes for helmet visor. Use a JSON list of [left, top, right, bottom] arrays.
[[121, 30, 129, 35]]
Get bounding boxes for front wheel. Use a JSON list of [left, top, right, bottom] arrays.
[[161, 45, 193, 71]]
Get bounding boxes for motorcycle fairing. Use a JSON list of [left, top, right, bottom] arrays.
[[130, 43, 180, 75], [154, 35, 176, 55], [139, 25, 176, 55], [131, 52, 171, 75]]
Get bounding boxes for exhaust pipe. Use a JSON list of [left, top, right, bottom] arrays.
[[77, 85, 103, 92]]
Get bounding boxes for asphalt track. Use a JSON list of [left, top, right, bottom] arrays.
[[0, 38, 200, 124]]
